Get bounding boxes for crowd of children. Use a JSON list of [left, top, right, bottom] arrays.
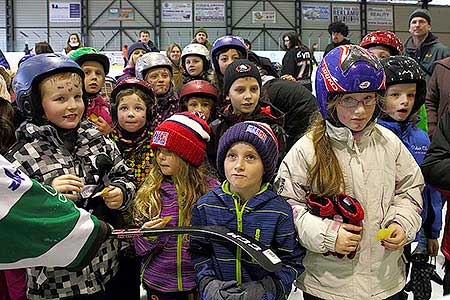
[[0, 9, 449, 300]]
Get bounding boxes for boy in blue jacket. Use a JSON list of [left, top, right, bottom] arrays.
[[378, 56, 442, 297], [191, 121, 304, 300]]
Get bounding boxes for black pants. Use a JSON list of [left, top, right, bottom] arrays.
[[303, 291, 406, 300]]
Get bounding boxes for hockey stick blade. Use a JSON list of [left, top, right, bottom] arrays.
[[111, 225, 282, 272]]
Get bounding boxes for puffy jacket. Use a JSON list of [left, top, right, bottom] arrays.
[[190, 182, 305, 299], [274, 122, 423, 300], [378, 119, 441, 240], [116, 66, 136, 83], [426, 57, 450, 136]]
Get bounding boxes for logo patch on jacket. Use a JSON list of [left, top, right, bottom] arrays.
[[246, 125, 267, 142], [152, 131, 169, 146]]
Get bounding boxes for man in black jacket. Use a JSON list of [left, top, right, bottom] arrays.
[[138, 30, 159, 52], [324, 21, 352, 56]]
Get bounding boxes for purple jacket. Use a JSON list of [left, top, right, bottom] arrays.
[[134, 178, 218, 292]]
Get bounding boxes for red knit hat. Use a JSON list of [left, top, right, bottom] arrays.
[[151, 112, 211, 167]]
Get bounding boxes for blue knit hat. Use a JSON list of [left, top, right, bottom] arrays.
[[127, 42, 151, 60], [217, 121, 279, 182]]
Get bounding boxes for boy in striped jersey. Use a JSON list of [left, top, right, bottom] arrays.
[[191, 121, 305, 300]]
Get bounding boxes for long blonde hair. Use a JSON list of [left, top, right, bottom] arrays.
[[133, 151, 210, 227]]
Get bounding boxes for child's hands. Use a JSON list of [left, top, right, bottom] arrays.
[[90, 115, 112, 135], [381, 223, 406, 251], [280, 74, 296, 81], [51, 174, 84, 201], [335, 223, 362, 255], [102, 186, 123, 209], [141, 217, 171, 229], [428, 239, 439, 257]]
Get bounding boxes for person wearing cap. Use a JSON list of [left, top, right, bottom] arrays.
[[133, 112, 218, 299], [191, 27, 211, 50], [191, 121, 305, 300], [208, 59, 287, 171], [116, 42, 151, 83], [71, 47, 113, 135], [324, 21, 352, 56]]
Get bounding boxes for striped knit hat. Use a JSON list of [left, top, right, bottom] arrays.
[[151, 112, 210, 167], [217, 121, 279, 182]]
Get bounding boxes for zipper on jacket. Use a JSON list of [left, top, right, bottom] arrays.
[[176, 183, 183, 291], [233, 193, 248, 285]]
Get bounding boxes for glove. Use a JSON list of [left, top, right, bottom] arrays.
[[240, 276, 277, 300], [404, 254, 434, 300], [199, 277, 245, 300], [306, 193, 337, 218]]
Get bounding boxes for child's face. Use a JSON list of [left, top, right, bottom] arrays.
[[156, 148, 181, 176], [186, 96, 213, 121], [368, 45, 392, 59], [224, 142, 263, 196], [130, 49, 146, 66], [117, 93, 147, 133], [218, 49, 241, 75], [228, 77, 260, 115], [145, 67, 171, 96], [185, 56, 204, 77], [82, 61, 105, 94], [40, 75, 84, 129], [384, 83, 416, 122], [336, 92, 377, 132]]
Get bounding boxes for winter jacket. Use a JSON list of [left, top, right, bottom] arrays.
[[208, 102, 287, 173], [116, 66, 136, 83], [262, 78, 317, 150], [426, 57, 450, 136], [378, 119, 441, 240], [274, 121, 423, 300], [86, 94, 113, 126], [135, 178, 219, 293], [170, 59, 184, 92], [281, 46, 313, 89], [5, 120, 136, 299], [422, 110, 450, 259], [190, 182, 305, 299], [152, 89, 180, 131], [324, 39, 352, 56]]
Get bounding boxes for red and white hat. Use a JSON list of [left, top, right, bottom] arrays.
[[151, 112, 211, 167]]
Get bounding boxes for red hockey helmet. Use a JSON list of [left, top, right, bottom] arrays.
[[360, 31, 403, 56]]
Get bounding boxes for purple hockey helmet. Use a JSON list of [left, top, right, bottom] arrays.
[[315, 45, 385, 119], [210, 35, 248, 74]]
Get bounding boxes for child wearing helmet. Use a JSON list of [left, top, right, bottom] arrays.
[[136, 52, 180, 130], [360, 31, 403, 59], [5, 53, 136, 300], [181, 43, 213, 85], [180, 80, 217, 122], [275, 45, 423, 299], [116, 42, 151, 83], [71, 47, 113, 135], [378, 56, 441, 298]]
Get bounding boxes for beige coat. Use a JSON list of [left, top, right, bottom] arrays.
[[274, 121, 423, 300]]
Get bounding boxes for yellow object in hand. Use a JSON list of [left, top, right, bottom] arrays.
[[162, 216, 173, 223], [94, 186, 114, 198], [88, 114, 99, 122], [375, 228, 394, 241]]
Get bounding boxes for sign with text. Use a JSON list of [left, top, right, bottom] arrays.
[[332, 5, 360, 25], [252, 11, 276, 23], [367, 7, 393, 26], [162, 2, 192, 22], [195, 2, 225, 22], [49, 2, 81, 22], [109, 8, 135, 21], [302, 4, 330, 22]]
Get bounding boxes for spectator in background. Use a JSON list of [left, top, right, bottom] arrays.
[[138, 30, 159, 52], [0, 48, 10, 70], [310, 43, 318, 67], [191, 27, 211, 50], [166, 43, 183, 91], [324, 21, 352, 56], [63, 33, 82, 56], [34, 41, 54, 55], [281, 31, 313, 91], [427, 57, 450, 137], [23, 44, 32, 55], [121, 44, 128, 68]]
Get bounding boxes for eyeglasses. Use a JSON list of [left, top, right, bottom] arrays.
[[338, 96, 377, 108]]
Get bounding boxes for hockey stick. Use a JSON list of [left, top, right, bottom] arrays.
[[111, 225, 282, 273]]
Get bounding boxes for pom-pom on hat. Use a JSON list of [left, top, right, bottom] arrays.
[[223, 59, 262, 96], [151, 112, 210, 167], [217, 121, 279, 182]]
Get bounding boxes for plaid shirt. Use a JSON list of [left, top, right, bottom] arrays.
[[6, 120, 136, 299]]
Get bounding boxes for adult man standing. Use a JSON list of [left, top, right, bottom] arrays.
[[404, 8, 449, 132], [324, 21, 352, 56], [191, 27, 211, 50], [138, 30, 159, 52]]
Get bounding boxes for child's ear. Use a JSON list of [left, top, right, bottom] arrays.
[[225, 95, 230, 101]]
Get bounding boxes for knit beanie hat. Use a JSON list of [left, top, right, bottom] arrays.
[[409, 8, 431, 24], [223, 59, 262, 97], [128, 42, 151, 60], [195, 27, 208, 38], [151, 112, 211, 167], [217, 121, 279, 182]]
